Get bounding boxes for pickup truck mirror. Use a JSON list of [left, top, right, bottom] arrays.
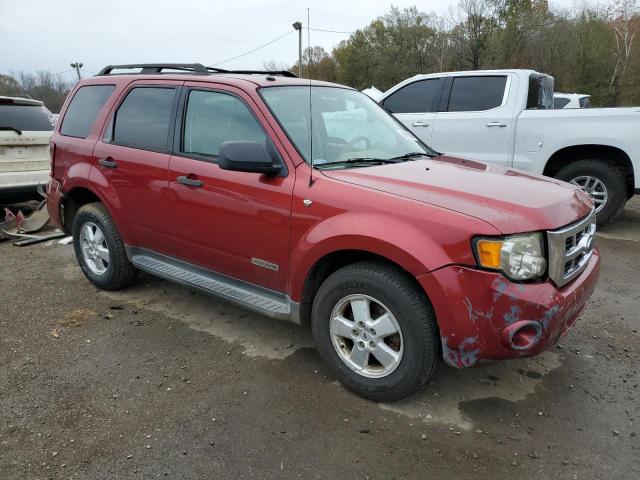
[[218, 141, 281, 175]]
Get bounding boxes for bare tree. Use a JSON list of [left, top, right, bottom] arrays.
[[609, 0, 639, 103]]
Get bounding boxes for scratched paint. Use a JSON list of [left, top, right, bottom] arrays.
[[442, 336, 481, 368]]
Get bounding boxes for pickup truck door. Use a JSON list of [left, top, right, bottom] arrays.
[[167, 84, 294, 293], [430, 75, 515, 166], [380, 78, 443, 146]]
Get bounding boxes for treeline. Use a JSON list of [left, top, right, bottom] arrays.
[[0, 72, 70, 113], [293, 0, 640, 107]]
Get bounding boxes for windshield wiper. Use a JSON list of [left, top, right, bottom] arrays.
[[0, 126, 22, 135], [318, 157, 401, 167], [388, 152, 434, 161]]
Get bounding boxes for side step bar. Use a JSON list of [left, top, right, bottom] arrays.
[[127, 247, 301, 325]]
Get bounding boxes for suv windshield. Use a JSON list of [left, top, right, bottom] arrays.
[[0, 103, 55, 132], [261, 86, 435, 168]]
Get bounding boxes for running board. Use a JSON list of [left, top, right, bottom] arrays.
[[127, 247, 300, 324]]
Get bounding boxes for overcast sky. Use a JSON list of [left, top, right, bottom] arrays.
[[1, 0, 575, 81]]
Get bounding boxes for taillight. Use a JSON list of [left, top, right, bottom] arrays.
[[49, 142, 56, 177]]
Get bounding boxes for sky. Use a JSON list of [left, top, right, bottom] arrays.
[[1, 0, 575, 82]]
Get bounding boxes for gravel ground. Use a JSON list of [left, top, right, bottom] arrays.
[[1, 198, 639, 479]]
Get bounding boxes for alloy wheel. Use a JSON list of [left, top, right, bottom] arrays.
[[329, 294, 404, 378], [79, 222, 110, 275], [570, 175, 608, 213]]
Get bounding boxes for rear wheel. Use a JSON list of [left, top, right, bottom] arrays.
[[72, 203, 136, 290], [311, 261, 439, 402], [555, 159, 627, 226]]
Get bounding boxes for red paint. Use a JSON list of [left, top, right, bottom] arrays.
[[48, 72, 600, 367]]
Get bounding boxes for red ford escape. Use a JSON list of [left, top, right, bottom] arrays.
[[47, 64, 600, 401]]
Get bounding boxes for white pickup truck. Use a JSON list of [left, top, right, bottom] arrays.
[[378, 69, 639, 224]]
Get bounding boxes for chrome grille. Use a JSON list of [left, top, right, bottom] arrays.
[[547, 209, 596, 288]]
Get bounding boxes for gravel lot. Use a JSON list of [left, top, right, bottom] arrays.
[[1, 198, 639, 479]]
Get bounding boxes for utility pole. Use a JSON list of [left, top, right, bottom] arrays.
[[292, 22, 302, 78], [70, 62, 83, 81]]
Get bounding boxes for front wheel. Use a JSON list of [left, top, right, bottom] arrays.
[[555, 159, 627, 226], [311, 261, 439, 402]]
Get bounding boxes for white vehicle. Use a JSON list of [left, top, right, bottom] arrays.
[[0, 96, 54, 202], [361, 86, 383, 101], [378, 70, 639, 224], [554, 92, 591, 109]]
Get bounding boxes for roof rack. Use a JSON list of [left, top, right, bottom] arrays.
[[96, 63, 296, 78]]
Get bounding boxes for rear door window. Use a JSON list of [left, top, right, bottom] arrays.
[[447, 76, 507, 112], [112, 87, 177, 151], [382, 79, 441, 113], [0, 103, 54, 132], [60, 85, 115, 138], [182, 90, 266, 159]]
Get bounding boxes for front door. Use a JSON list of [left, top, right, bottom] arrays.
[[381, 78, 443, 146], [167, 86, 294, 292]]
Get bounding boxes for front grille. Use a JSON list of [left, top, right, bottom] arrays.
[[547, 209, 596, 288]]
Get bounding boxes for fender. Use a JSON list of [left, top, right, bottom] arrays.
[[288, 211, 464, 302]]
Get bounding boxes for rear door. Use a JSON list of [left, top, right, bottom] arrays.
[[380, 78, 443, 145], [430, 75, 515, 166], [91, 81, 182, 256], [0, 100, 54, 189]]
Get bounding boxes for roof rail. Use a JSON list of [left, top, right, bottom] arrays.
[[96, 63, 297, 78]]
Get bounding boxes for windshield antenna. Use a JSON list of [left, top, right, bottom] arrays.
[[307, 7, 315, 187]]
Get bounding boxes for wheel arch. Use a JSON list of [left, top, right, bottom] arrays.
[[543, 144, 635, 199], [295, 249, 432, 328]]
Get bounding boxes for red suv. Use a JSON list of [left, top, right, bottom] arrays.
[[47, 63, 600, 401]]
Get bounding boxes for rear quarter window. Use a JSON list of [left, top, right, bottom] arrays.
[[0, 103, 54, 131], [60, 85, 115, 138]]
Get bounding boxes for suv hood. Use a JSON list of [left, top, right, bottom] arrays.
[[321, 156, 593, 233]]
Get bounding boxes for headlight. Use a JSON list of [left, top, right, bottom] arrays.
[[474, 233, 547, 281]]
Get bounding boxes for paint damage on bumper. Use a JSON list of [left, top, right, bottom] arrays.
[[418, 250, 600, 368]]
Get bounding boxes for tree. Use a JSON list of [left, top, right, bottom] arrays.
[[608, 0, 639, 104]]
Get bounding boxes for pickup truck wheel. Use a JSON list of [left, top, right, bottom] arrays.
[[555, 159, 627, 226], [72, 203, 136, 290], [311, 261, 438, 402]]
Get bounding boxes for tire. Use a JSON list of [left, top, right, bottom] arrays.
[[555, 159, 627, 226], [72, 202, 137, 290], [311, 261, 439, 402]]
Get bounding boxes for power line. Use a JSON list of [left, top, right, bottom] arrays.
[[212, 29, 296, 66], [307, 27, 353, 34]]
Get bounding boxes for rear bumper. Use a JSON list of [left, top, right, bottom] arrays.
[[0, 169, 50, 189], [46, 178, 64, 229], [417, 249, 600, 368]]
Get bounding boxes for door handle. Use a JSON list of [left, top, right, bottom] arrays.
[[485, 121, 507, 128], [177, 175, 203, 188], [98, 157, 118, 168], [411, 122, 430, 127]]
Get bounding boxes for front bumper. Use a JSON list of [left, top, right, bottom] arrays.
[[417, 249, 600, 368]]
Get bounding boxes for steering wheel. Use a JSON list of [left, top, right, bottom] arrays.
[[348, 136, 371, 151]]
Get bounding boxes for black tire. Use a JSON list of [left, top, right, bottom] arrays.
[[555, 159, 627, 226], [72, 202, 137, 290], [311, 261, 439, 402]]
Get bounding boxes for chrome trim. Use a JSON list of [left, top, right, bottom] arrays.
[[547, 209, 596, 288]]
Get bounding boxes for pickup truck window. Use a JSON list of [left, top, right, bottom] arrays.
[[61, 85, 115, 138], [261, 86, 433, 167], [447, 76, 507, 112], [182, 90, 267, 159], [554, 97, 571, 109], [112, 87, 176, 152], [382, 79, 440, 114]]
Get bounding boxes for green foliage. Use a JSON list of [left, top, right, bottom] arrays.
[[301, 1, 639, 106]]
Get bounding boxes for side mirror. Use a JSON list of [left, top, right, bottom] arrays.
[[218, 141, 281, 175]]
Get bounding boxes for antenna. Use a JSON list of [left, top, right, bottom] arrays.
[[307, 7, 315, 187]]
